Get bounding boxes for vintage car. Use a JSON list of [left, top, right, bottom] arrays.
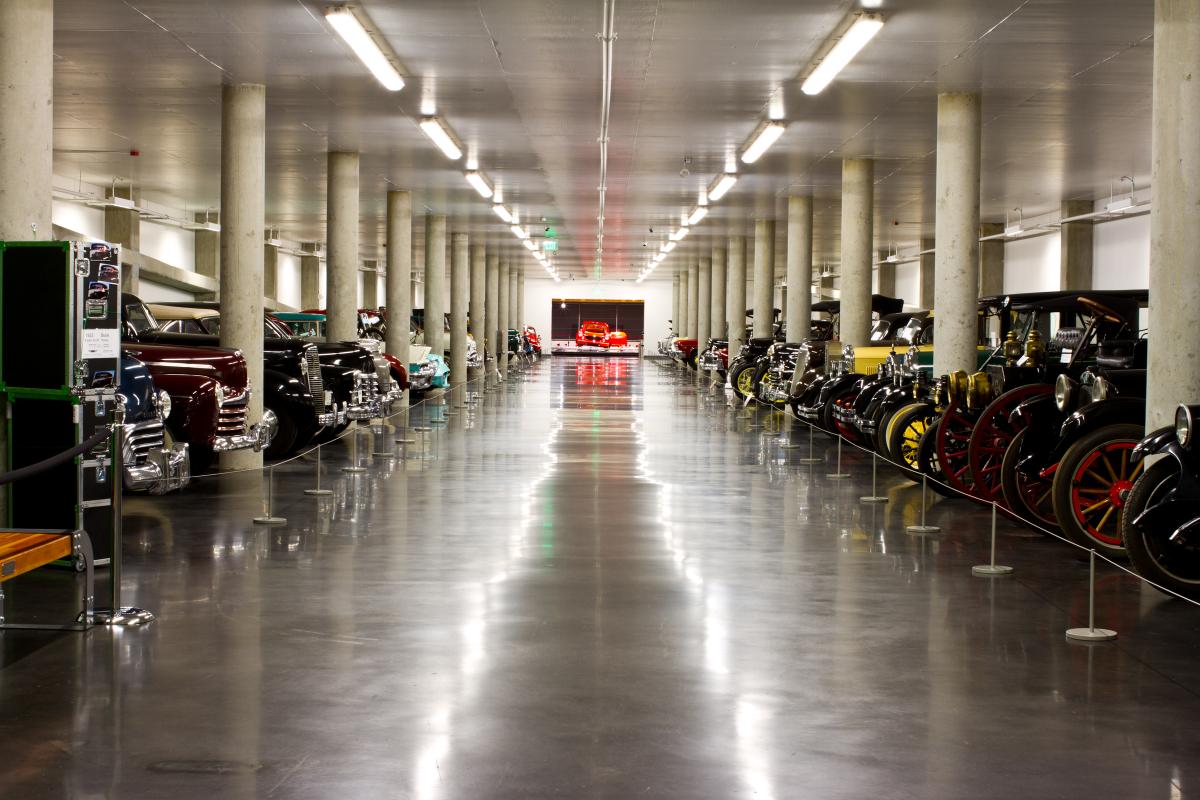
[[524, 326, 542, 354], [607, 329, 629, 347], [271, 311, 409, 394], [697, 337, 729, 376], [122, 295, 328, 460], [576, 320, 611, 349], [118, 354, 190, 493]]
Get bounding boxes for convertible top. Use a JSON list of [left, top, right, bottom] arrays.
[[810, 294, 904, 315], [1007, 289, 1148, 327]]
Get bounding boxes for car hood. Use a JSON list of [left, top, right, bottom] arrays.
[[122, 340, 249, 394], [313, 340, 375, 373], [119, 354, 158, 423]]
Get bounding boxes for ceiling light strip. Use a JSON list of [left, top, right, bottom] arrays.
[[325, 6, 406, 92], [801, 13, 884, 96]]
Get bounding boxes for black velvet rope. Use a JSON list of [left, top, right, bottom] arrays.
[[0, 427, 113, 487]]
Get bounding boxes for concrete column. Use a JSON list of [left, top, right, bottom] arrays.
[[932, 92, 982, 377], [752, 220, 776, 338], [1060, 199, 1094, 290], [1147, 0, 1200, 429], [678, 268, 690, 338], [711, 246, 727, 346], [919, 237, 935, 308], [672, 272, 681, 335], [697, 257, 712, 346], [300, 244, 321, 310], [979, 223, 1005, 296], [0, 0, 52, 242], [498, 259, 510, 379], [361, 261, 378, 309], [516, 268, 525, 330], [105, 186, 140, 293], [450, 232, 469, 385], [507, 267, 519, 331], [727, 235, 747, 354], [786, 196, 813, 342], [194, 213, 220, 280], [686, 260, 699, 339], [469, 243, 486, 381], [263, 239, 279, 303], [385, 191, 412, 377], [218, 83, 266, 470], [876, 251, 896, 299], [840, 159, 874, 347], [424, 213, 447, 355], [326, 151, 360, 343], [485, 252, 500, 379]]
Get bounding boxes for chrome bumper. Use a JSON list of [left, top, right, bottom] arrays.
[[213, 421, 273, 453], [124, 433, 191, 494], [345, 371, 391, 420], [697, 352, 723, 371], [763, 372, 792, 403], [410, 372, 433, 391]]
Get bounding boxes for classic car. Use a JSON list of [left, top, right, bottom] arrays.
[[577, 320, 611, 349], [271, 311, 409, 394], [697, 338, 729, 375], [122, 294, 328, 461], [524, 326, 542, 354], [118, 353, 190, 493], [607, 329, 629, 347]]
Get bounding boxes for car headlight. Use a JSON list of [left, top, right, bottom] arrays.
[[1089, 375, 1110, 403], [215, 382, 227, 404], [1177, 405, 1194, 448], [157, 389, 172, 420], [1055, 373, 1076, 412], [842, 344, 855, 361], [299, 356, 309, 378]]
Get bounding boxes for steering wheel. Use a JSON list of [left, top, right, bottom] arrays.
[[1078, 296, 1125, 325]]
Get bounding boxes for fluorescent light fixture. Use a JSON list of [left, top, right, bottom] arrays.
[[708, 172, 738, 202], [688, 206, 709, 226], [183, 220, 220, 232], [740, 121, 786, 164], [465, 171, 493, 199], [661, 241, 677, 254], [801, 14, 884, 96], [419, 117, 462, 160], [1004, 223, 1023, 238], [511, 225, 529, 239], [492, 204, 513, 223], [325, 6, 405, 92], [523, 239, 537, 251], [1105, 196, 1135, 214], [670, 227, 690, 242]]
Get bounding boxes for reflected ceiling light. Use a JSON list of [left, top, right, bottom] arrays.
[[708, 172, 738, 202], [492, 203, 513, 223], [511, 225, 529, 239], [661, 241, 677, 254], [687, 206, 709, 226], [523, 239, 537, 251], [325, 6, 406, 92], [801, 14, 884, 96], [740, 121, 786, 164], [419, 117, 462, 160], [465, 171, 493, 199], [670, 226, 690, 242]]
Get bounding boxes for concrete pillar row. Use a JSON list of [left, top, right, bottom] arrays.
[[326, 151, 360, 343], [485, 253, 500, 381], [752, 220, 776, 339], [932, 92, 982, 378], [105, 186, 141, 293], [218, 83, 267, 470], [785, 196, 813, 342], [697, 257, 712, 347], [385, 191, 413, 385], [1147, 0, 1200, 428], [195, 212, 220, 281], [875, 252, 896, 300], [672, 272, 681, 336], [507, 268, 519, 344], [686, 260, 700, 340], [469, 243, 487, 382], [710, 246, 727, 350], [424, 214, 447, 356], [918, 237, 935, 309], [0, 0, 52, 242], [361, 261, 378, 309], [300, 244, 321, 310], [498, 259, 510, 380], [450, 232, 469, 385], [516, 268, 525, 332], [1060, 199, 1094, 291], [678, 267, 690, 340], [979, 223, 1005, 297], [839, 159, 874, 347], [727, 236, 748, 356]]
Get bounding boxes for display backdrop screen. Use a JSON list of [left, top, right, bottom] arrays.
[[551, 300, 645, 341]]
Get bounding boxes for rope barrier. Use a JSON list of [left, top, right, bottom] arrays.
[[0, 427, 112, 486]]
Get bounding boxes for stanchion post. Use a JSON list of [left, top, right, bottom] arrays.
[[1066, 549, 1118, 642], [304, 444, 333, 497], [799, 422, 822, 465], [253, 465, 288, 525], [343, 423, 367, 474], [906, 474, 941, 534], [826, 436, 850, 479], [973, 503, 1014, 575], [860, 451, 888, 503]]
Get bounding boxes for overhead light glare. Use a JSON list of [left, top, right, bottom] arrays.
[[325, 7, 406, 92], [511, 225, 529, 240], [523, 239, 537, 251], [661, 241, 677, 254], [492, 204, 513, 223], [740, 121, 787, 164], [465, 171, 493, 199], [708, 173, 739, 202], [419, 117, 462, 160], [688, 206, 709, 226], [801, 14, 884, 96], [670, 227, 690, 242]]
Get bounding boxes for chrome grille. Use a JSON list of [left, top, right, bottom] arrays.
[[218, 398, 248, 435], [125, 421, 165, 465], [304, 345, 325, 411]]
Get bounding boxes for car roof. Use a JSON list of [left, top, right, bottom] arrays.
[[274, 312, 326, 321], [147, 303, 214, 321]]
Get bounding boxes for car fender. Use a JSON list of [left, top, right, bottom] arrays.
[[262, 368, 319, 429], [1043, 397, 1146, 469], [160, 374, 221, 448]]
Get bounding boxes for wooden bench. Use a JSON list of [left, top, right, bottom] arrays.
[[0, 529, 94, 630]]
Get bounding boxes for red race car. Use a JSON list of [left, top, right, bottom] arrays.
[[606, 329, 629, 347], [524, 325, 542, 353], [576, 321, 611, 348]]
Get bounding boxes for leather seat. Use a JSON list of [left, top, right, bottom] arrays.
[[1096, 338, 1147, 369], [1047, 327, 1085, 360]]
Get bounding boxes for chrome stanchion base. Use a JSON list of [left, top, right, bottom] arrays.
[[253, 515, 287, 525], [972, 564, 1014, 576], [906, 524, 940, 535], [341, 466, 367, 474], [1066, 626, 1117, 642], [860, 495, 888, 504], [798, 457, 823, 464], [304, 488, 333, 497], [395, 438, 416, 444], [89, 607, 156, 626], [826, 473, 851, 479]]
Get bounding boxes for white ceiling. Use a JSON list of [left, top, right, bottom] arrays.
[[51, 0, 1156, 279]]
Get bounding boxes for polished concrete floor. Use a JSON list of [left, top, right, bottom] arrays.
[[3, 356, 1200, 798]]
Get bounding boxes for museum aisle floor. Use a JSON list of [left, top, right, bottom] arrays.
[[3, 356, 1200, 798]]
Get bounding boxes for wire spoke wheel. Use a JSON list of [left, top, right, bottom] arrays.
[[1052, 423, 1144, 556], [968, 384, 1052, 506], [935, 400, 978, 498]]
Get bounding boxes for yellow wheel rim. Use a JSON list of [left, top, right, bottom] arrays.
[[737, 370, 755, 396]]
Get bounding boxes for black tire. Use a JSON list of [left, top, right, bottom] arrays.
[[872, 405, 895, 456], [886, 402, 932, 476], [729, 360, 757, 400], [264, 403, 298, 459], [820, 384, 857, 439], [1000, 428, 1057, 529], [1050, 423, 1144, 558], [917, 418, 958, 498], [1121, 459, 1200, 600]]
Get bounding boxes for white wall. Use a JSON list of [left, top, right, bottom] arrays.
[[52, 199, 105, 240], [1094, 213, 1150, 290], [1003, 232, 1061, 293], [277, 252, 301, 308], [895, 262, 920, 307], [138, 282, 196, 303], [523, 277, 674, 343], [140, 220, 194, 271]]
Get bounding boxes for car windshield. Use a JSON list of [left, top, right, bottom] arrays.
[[583, 323, 608, 334], [868, 319, 891, 341], [896, 318, 924, 344], [126, 302, 159, 335]]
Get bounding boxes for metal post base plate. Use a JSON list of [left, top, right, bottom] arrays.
[[780, 443, 805, 450], [304, 489, 333, 496], [826, 473, 851, 479], [972, 564, 1014, 576], [860, 496, 888, 504], [396, 438, 416, 444], [906, 524, 941, 535], [90, 607, 156, 626], [253, 516, 287, 525], [372, 452, 394, 458], [1066, 627, 1118, 642], [342, 466, 367, 474], [798, 457, 823, 465], [412, 427, 432, 432]]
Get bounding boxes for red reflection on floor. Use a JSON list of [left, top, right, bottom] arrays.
[[575, 359, 631, 386]]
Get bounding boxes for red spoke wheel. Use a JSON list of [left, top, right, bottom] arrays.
[[1000, 428, 1058, 529], [1051, 423, 1144, 558], [968, 384, 1053, 506], [935, 400, 978, 499]]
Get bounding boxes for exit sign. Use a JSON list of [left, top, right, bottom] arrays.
[[542, 240, 558, 252]]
